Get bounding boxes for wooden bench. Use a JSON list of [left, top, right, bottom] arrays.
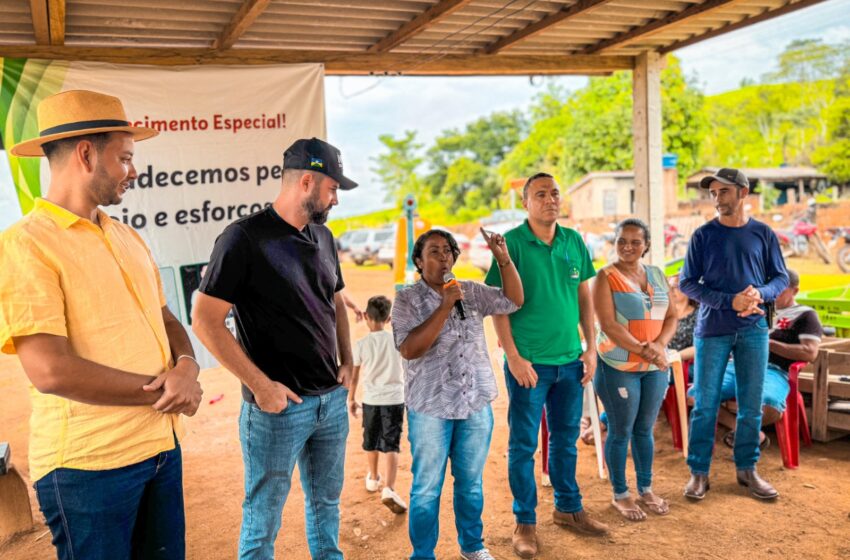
[[798, 339, 850, 442]]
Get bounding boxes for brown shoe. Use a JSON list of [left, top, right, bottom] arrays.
[[511, 523, 538, 558], [736, 469, 779, 500], [552, 509, 609, 535], [683, 473, 709, 500]]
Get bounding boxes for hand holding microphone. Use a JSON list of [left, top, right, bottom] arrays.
[[442, 272, 466, 320]]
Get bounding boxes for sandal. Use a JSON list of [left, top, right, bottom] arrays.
[[637, 493, 670, 516], [580, 417, 594, 445], [723, 431, 770, 450], [611, 498, 646, 522]]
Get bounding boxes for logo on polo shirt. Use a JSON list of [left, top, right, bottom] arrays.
[[310, 157, 324, 169]]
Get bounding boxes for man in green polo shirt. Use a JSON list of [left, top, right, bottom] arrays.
[[485, 172, 609, 559]]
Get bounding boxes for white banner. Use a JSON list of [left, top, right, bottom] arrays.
[[2, 60, 326, 365]]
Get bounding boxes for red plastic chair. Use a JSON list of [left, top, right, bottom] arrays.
[[773, 361, 813, 469], [541, 411, 549, 477], [663, 360, 812, 468], [662, 359, 692, 451]]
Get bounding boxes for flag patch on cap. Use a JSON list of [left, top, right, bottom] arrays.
[[310, 157, 324, 169]]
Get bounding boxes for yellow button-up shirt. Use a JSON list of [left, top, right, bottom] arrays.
[[0, 198, 183, 482]]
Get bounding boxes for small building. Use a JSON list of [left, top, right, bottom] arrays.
[[566, 157, 679, 219], [686, 167, 828, 205]]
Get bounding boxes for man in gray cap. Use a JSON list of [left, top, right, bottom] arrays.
[[679, 167, 788, 501], [192, 138, 357, 559]]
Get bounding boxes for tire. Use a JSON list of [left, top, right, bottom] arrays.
[[353, 258, 365, 266], [671, 239, 688, 259], [811, 234, 832, 264], [838, 246, 850, 273]]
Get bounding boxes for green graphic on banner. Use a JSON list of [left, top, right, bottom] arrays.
[[0, 58, 69, 214]]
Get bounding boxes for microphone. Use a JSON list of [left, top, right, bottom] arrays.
[[442, 272, 466, 320]]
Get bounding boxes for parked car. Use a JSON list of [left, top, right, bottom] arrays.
[[469, 220, 522, 272], [336, 230, 357, 252], [375, 239, 395, 268], [349, 228, 394, 266]]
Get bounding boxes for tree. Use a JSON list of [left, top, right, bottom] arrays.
[[370, 130, 425, 205], [813, 61, 850, 185], [500, 55, 706, 187], [424, 110, 527, 213]]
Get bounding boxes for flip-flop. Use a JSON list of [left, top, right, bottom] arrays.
[[723, 431, 770, 450], [637, 494, 670, 516], [611, 498, 646, 522]]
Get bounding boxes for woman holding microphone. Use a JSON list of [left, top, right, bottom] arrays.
[[392, 228, 522, 560]]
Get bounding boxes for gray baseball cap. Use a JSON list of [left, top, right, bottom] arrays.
[[699, 167, 749, 189]]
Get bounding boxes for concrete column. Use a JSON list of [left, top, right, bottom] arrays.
[[633, 51, 664, 266]]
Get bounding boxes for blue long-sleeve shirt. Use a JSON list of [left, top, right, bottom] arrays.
[[680, 218, 788, 338]]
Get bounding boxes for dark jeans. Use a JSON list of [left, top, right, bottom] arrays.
[[505, 360, 585, 523], [34, 445, 185, 560]]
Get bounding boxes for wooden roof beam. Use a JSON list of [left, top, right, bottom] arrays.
[[660, 0, 831, 54], [581, 0, 741, 54], [0, 46, 634, 75], [213, 0, 272, 50], [29, 0, 50, 45], [483, 0, 616, 54], [47, 0, 65, 46], [367, 0, 473, 53], [29, 0, 64, 45]]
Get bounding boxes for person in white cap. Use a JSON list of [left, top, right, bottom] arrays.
[[0, 90, 202, 559]]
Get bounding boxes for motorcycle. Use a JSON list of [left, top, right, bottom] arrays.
[[774, 201, 832, 264], [827, 227, 850, 273], [665, 223, 689, 259]]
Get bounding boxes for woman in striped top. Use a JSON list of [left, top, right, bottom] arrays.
[[592, 218, 678, 521]]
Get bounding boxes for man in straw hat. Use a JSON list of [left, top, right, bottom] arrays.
[[0, 90, 202, 559], [192, 137, 357, 559]]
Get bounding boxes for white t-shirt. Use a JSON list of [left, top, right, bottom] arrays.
[[353, 330, 405, 405]]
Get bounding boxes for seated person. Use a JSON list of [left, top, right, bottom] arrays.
[[668, 274, 698, 379], [693, 269, 822, 446]]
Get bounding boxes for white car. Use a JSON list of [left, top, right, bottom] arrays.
[[348, 228, 394, 265], [468, 220, 522, 272]]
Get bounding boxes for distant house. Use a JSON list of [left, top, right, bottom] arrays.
[[566, 163, 679, 220], [685, 167, 828, 205]]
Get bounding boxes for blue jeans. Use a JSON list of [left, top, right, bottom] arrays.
[[688, 319, 769, 474], [407, 405, 494, 560], [721, 362, 790, 414], [505, 360, 584, 523], [238, 386, 349, 560], [593, 360, 668, 497], [34, 445, 184, 560]]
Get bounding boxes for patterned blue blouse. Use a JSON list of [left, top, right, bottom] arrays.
[[392, 279, 518, 420]]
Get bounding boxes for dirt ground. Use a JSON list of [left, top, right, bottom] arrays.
[[2, 263, 850, 559]]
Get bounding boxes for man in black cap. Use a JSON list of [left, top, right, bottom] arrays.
[[680, 168, 788, 501], [192, 137, 357, 559]]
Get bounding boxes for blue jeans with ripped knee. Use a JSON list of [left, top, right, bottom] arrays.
[[593, 359, 668, 497]]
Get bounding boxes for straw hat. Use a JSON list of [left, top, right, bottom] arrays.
[[10, 90, 158, 157]]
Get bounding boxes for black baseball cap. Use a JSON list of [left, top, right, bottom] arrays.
[[699, 167, 749, 189], [283, 137, 358, 190]]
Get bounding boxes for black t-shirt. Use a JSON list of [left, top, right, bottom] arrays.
[[769, 304, 822, 372], [200, 207, 344, 400]]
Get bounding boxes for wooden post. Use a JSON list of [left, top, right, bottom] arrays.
[[633, 51, 664, 266], [811, 349, 830, 441]]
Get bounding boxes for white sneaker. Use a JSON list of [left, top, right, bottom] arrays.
[[381, 487, 408, 514], [460, 548, 495, 560], [365, 472, 382, 493], [541, 473, 552, 487]]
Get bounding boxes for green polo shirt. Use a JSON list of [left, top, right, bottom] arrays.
[[485, 220, 595, 365]]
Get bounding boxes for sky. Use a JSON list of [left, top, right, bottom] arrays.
[[1, 0, 849, 228], [326, 0, 850, 217]]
